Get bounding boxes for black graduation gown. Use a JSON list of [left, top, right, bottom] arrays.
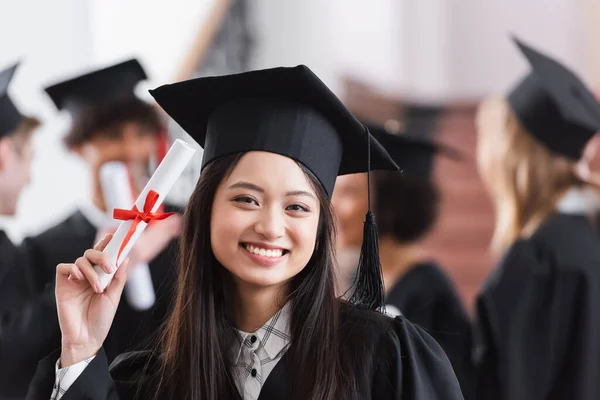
[[386, 262, 474, 399], [24, 209, 179, 363], [475, 213, 600, 400], [0, 231, 59, 399], [26, 304, 464, 400]]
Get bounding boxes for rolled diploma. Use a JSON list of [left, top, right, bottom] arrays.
[[95, 139, 196, 290], [100, 162, 156, 311]]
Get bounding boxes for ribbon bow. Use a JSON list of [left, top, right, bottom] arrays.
[[113, 190, 175, 262]]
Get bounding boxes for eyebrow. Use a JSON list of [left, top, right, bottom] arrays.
[[228, 181, 316, 199]]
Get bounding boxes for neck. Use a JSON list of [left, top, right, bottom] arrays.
[[378, 236, 426, 294], [233, 282, 289, 332]]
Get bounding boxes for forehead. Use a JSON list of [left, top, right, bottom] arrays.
[[223, 151, 318, 194], [334, 173, 368, 191]]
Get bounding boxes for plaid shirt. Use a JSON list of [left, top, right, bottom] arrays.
[[233, 303, 291, 400], [50, 304, 291, 400]]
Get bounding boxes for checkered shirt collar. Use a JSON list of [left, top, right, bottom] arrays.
[[233, 302, 291, 364]]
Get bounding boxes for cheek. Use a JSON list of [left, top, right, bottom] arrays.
[[210, 205, 245, 255], [291, 217, 320, 256], [131, 139, 155, 161]]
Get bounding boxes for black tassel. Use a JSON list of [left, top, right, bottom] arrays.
[[348, 210, 385, 310], [348, 126, 385, 310]]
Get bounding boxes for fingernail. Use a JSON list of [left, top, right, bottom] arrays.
[[95, 282, 104, 293], [106, 263, 115, 273], [77, 271, 84, 280]]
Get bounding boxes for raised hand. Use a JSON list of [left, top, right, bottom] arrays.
[[55, 234, 131, 367]]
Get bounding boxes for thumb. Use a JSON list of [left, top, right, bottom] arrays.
[[105, 257, 131, 301]]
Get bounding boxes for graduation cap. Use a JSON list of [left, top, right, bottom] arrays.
[[508, 36, 600, 160], [45, 59, 147, 118], [402, 104, 444, 140], [0, 62, 24, 138], [149, 65, 398, 310], [368, 123, 462, 181]]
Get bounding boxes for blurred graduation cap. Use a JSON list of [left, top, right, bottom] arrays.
[[0, 62, 24, 138], [45, 59, 147, 118], [367, 123, 463, 181], [402, 104, 444, 140], [149, 64, 398, 310], [508, 36, 600, 160]]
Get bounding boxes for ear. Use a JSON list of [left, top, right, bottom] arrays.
[[582, 135, 600, 164]]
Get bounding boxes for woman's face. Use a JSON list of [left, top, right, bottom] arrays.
[[210, 151, 321, 289], [331, 173, 368, 249], [77, 122, 157, 168]]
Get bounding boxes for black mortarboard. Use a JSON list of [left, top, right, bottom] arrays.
[[508, 36, 600, 160], [150, 65, 398, 310], [368, 124, 462, 181], [0, 62, 24, 138], [45, 59, 147, 118], [149, 65, 397, 196]]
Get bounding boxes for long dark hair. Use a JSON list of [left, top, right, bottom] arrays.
[[155, 152, 356, 400]]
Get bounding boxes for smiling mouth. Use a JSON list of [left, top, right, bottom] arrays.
[[241, 243, 289, 258]]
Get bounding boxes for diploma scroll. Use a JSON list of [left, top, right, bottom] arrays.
[[94, 139, 196, 290], [100, 162, 155, 311]]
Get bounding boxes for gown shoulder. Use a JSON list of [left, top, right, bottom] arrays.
[[341, 304, 465, 399]]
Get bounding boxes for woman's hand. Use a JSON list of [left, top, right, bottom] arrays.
[[56, 234, 131, 367]]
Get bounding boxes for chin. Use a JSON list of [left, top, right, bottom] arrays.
[[233, 267, 293, 288]]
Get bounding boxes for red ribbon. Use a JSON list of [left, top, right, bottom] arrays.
[[113, 189, 174, 262]]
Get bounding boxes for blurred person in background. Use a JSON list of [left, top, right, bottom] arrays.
[[369, 124, 474, 399], [0, 61, 52, 399], [24, 59, 182, 365], [332, 120, 473, 399], [331, 168, 367, 296], [474, 37, 600, 400]]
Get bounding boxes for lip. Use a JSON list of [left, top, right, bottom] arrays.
[[240, 243, 288, 267]]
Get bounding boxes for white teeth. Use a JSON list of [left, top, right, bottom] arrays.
[[245, 245, 284, 258]]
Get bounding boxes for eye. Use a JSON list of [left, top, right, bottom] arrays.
[[286, 204, 310, 212], [233, 196, 259, 206]]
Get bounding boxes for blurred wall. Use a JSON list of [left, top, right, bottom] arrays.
[[333, 0, 589, 102], [250, 0, 340, 93], [89, 0, 215, 89]]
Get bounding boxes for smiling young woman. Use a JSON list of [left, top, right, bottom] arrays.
[[26, 66, 464, 400]]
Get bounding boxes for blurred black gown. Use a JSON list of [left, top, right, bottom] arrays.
[[475, 211, 600, 399], [0, 231, 58, 399], [386, 261, 474, 399]]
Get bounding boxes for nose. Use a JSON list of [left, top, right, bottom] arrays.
[[254, 207, 285, 241]]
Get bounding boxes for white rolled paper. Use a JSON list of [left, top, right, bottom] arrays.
[[100, 162, 156, 311], [95, 139, 196, 289]]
